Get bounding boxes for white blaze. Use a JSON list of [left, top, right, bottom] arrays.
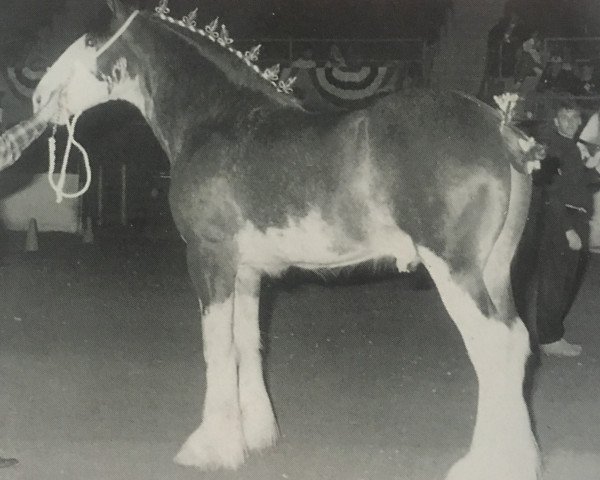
[[34, 36, 106, 124]]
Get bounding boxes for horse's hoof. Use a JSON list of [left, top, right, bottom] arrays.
[[174, 423, 246, 470], [242, 411, 279, 452], [0, 457, 18, 468], [445, 452, 540, 480], [241, 391, 279, 452]]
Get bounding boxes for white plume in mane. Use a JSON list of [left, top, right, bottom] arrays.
[[493, 92, 519, 126], [154, 0, 296, 95], [182, 8, 198, 27]]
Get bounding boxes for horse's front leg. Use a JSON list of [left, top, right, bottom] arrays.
[[234, 266, 279, 451], [174, 245, 246, 470]]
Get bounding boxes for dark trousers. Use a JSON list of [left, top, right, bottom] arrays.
[[535, 207, 589, 344], [512, 187, 544, 338], [512, 192, 589, 346]]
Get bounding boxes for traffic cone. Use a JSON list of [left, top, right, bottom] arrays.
[[25, 219, 39, 252], [82, 216, 94, 244]]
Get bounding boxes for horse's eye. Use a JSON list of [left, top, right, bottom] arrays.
[[85, 36, 97, 48]]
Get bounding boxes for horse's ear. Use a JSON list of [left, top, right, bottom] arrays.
[[105, 0, 130, 16], [106, 0, 117, 13]]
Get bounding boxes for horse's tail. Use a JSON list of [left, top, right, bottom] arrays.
[[482, 138, 533, 320], [449, 90, 546, 175], [499, 124, 546, 176], [440, 92, 534, 315]]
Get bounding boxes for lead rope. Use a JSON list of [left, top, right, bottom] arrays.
[[47, 10, 140, 203], [48, 113, 92, 203]]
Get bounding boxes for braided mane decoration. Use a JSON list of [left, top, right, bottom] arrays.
[[154, 0, 296, 95]]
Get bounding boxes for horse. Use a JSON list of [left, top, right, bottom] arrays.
[[33, 1, 545, 478]]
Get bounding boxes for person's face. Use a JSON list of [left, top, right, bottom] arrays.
[[554, 108, 582, 139]]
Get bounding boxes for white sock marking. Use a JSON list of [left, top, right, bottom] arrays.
[[418, 247, 540, 480], [234, 267, 279, 450], [174, 297, 246, 470]]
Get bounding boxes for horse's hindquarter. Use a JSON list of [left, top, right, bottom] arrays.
[[366, 91, 527, 269]]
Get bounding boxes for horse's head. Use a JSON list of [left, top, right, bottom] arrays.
[[33, 0, 146, 124]]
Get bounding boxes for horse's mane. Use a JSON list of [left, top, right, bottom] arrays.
[[139, 10, 302, 109]]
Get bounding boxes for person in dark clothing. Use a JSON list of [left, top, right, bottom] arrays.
[[539, 58, 584, 95], [487, 12, 523, 78], [513, 33, 544, 120], [478, 10, 527, 101], [579, 63, 598, 96], [534, 101, 600, 356], [514, 33, 543, 87]]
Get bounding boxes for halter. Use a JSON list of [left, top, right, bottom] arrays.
[[48, 10, 140, 203], [48, 4, 297, 203], [95, 10, 140, 58]]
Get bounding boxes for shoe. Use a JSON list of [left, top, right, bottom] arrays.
[[540, 338, 582, 357], [0, 457, 18, 468]]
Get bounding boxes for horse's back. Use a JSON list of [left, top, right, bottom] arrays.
[[253, 90, 520, 259]]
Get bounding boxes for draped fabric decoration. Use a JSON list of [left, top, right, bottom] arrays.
[[281, 64, 400, 110], [311, 66, 398, 107], [5, 66, 46, 99], [0, 66, 46, 125]]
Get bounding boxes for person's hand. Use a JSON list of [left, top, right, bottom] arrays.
[[588, 149, 600, 169], [576, 142, 600, 168], [566, 229, 582, 250], [36, 87, 70, 125], [35, 90, 60, 123]]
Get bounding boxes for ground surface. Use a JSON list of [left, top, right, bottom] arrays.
[[0, 230, 598, 480]]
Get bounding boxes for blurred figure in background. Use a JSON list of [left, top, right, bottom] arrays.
[[579, 62, 598, 95], [325, 44, 346, 68], [579, 109, 600, 251], [513, 32, 545, 119], [479, 9, 527, 101]]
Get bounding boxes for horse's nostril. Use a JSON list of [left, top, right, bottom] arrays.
[[34, 94, 42, 106]]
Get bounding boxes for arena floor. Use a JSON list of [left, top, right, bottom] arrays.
[[0, 230, 597, 480]]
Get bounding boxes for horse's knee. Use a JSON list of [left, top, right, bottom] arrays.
[[186, 241, 238, 311], [233, 266, 262, 352]]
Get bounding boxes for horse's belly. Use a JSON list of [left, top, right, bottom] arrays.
[[236, 210, 417, 274]]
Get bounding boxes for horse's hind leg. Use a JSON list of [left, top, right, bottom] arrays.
[[233, 266, 279, 451], [417, 247, 540, 480], [174, 244, 246, 470]]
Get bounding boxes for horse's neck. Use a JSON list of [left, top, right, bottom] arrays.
[[122, 18, 296, 163], [137, 59, 273, 163]]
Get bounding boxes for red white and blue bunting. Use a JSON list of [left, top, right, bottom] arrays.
[[312, 66, 397, 105], [5, 66, 45, 99], [281, 64, 399, 109]]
